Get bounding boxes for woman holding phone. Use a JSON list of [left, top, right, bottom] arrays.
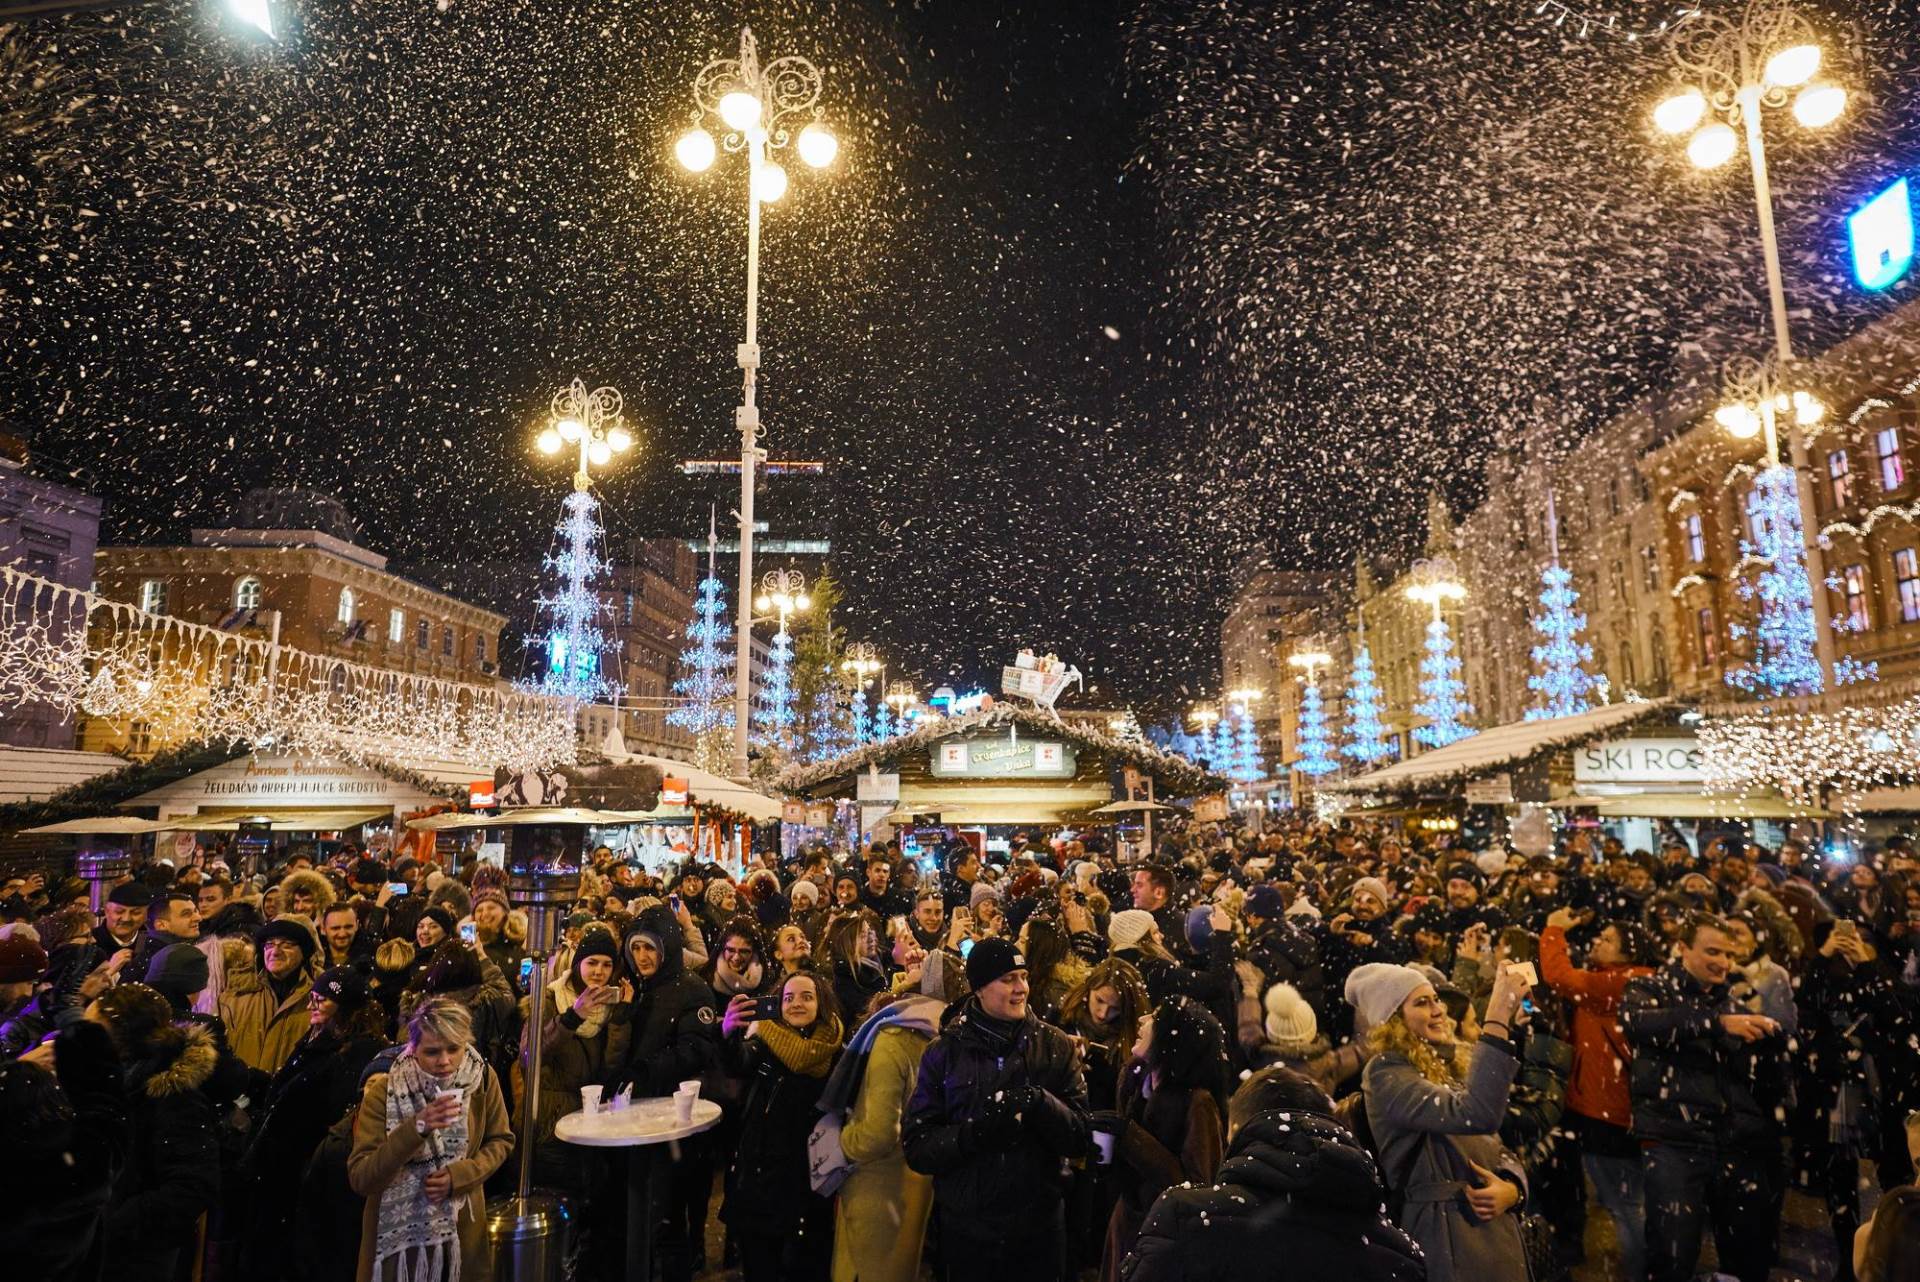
[[719, 971, 846, 1282], [521, 929, 626, 1194], [348, 996, 514, 1282]]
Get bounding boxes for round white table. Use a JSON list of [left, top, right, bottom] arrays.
[[557, 1098, 721, 1280]]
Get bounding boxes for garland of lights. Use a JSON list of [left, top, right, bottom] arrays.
[[849, 686, 871, 746], [1528, 1, 1700, 41], [666, 571, 736, 776], [1342, 644, 1392, 763], [801, 666, 850, 764], [1526, 563, 1598, 719], [1414, 617, 1475, 747], [753, 625, 798, 750], [872, 698, 895, 741], [1724, 465, 1824, 698], [0, 566, 575, 770], [1294, 678, 1338, 777], [1213, 714, 1236, 776], [1699, 682, 1920, 808]]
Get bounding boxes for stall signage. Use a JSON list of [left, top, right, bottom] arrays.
[[805, 801, 836, 828], [1192, 793, 1230, 824], [1464, 773, 1515, 805], [782, 800, 808, 823], [469, 781, 496, 809], [928, 737, 1076, 779], [855, 771, 900, 802], [660, 777, 689, 805], [130, 753, 442, 807], [1573, 737, 1706, 785]]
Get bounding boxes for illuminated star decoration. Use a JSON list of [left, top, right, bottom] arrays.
[[1342, 644, 1392, 763], [1525, 563, 1598, 719]]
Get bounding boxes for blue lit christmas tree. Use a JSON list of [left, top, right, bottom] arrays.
[[873, 697, 895, 741], [754, 625, 798, 747], [1294, 676, 1338, 776], [850, 686, 872, 746], [1342, 642, 1392, 763], [1413, 616, 1474, 747], [529, 489, 618, 702], [667, 528, 735, 773], [1726, 465, 1824, 698], [1213, 713, 1236, 774], [1232, 706, 1263, 783], [802, 669, 850, 763], [1525, 563, 1598, 719]]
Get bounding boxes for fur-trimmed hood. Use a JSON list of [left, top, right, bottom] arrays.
[[128, 1021, 218, 1099], [278, 868, 337, 917]]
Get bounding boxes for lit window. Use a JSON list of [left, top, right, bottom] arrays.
[[1683, 514, 1705, 564], [1828, 449, 1854, 507], [1897, 548, 1920, 624], [1696, 607, 1717, 667], [1743, 488, 1766, 544], [139, 579, 169, 615], [233, 576, 262, 610], [441, 625, 454, 656], [473, 633, 487, 663], [1640, 545, 1660, 593], [1877, 427, 1906, 491], [416, 618, 429, 649], [1844, 564, 1871, 632], [336, 587, 355, 624], [624, 591, 636, 624], [388, 608, 405, 644]]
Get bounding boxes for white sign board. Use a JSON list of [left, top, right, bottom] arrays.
[[1573, 737, 1706, 785], [855, 771, 901, 803], [128, 752, 449, 809], [1464, 773, 1515, 805]]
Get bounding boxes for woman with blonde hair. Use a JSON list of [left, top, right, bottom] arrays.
[[348, 996, 514, 1282], [1353, 960, 1533, 1282]]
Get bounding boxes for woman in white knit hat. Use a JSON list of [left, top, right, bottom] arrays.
[[1248, 981, 1367, 1098], [1350, 960, 1534, 1282]]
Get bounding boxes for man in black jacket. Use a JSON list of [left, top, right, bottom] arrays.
[[903, 937, 1091, 1282], [1121, 1066, 1424, 1282], [1242, 885, 1325, 1015], [1621, 912, 1786, 1282]]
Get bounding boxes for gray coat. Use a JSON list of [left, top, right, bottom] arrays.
[[1362, 1037, 1528, 1282]]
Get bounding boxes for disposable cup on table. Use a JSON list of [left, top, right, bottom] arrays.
[[579, 1085, 602, 1115]]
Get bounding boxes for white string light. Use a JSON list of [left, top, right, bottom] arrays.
[[1529, 1, 1701, 42], [0, 566, 577, 771], [1699, 680, 1920, 810]]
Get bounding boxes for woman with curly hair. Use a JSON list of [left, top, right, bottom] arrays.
[[1354, 960, 1533, 1282], [1058, 958, 1153, 1111], [819, 909, 887, 1026]]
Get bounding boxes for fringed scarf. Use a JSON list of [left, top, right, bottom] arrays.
[[756, 1013, 844, 1079], [375, 1046, 485, 1282], [547, 976, 609, 1039]]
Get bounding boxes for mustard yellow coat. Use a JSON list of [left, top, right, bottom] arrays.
[[832, 1024, 936, 1282]]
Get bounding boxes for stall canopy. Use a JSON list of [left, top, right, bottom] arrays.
[[1556, 793, 1831, 820], [164, 808, 394, 832], [1325, 700, 1674, 798], [24, 816, 172, 836], [406, 806, 676, 832]]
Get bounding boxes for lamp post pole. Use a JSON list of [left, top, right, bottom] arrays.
[[674, 27, 839, 780]]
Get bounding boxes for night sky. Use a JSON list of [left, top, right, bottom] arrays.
[[7, 0, 1920, 719]]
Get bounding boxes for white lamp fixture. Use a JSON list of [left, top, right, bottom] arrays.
[[675, 128, 717, 172], [1653, 88, 1707, 136], [718, 90, 762, 133], [1687, 122, 1739, 170], [1763, 43, 1821, 89], [752, 161, 789, 203], [797, 122, 839, 168], [1792, 83, 1846, 128]]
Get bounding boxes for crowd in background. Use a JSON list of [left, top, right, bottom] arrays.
[[2, 815, 1919, 1282]]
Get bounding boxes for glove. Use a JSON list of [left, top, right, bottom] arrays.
[[969, 1090, 1021, 1151]]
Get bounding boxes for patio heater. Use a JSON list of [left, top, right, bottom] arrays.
[[485, 823, 584, 1282], [76, 850, 130, 915]]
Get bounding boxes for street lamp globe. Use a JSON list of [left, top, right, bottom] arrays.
[[536, 428, 563, 455], [1716, 402, 1763, 439], [557, 416, 585, 443], [588, 439, 612, 467], [752, 162, 789, 203], [719, 90, 763, 133], [1687, 122, 1739, 169], [1792, 83, 1846, 128], [1763, 43, 1821, 89], [607, 426, 634, 452], [675, 128, 717, 173], [1653, 88, 1706, 135], [797, 122, 839, 169], [1792, 390, 1825, 426]]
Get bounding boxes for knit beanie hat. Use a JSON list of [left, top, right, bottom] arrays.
[[1263, 981, 1318, 1053], [969, 880, 999, 910], [0, 934, 49, 983], [142, 942, 209, 996], [418, 905, 457, 940], [964, 938, 1025, 993], [1185, 905, 1216, 952], [705, 880, 736, 907], [1753, 863, 1788, 887], [1445, 864, 1485, 891], [472, 886, 511, 914], [257, 917, 317, 961], [1343, 962, 1432, 1030], [1351, 877, 1393, 910], [789, 879, 821, 908], [1108, 908, 1157, 951], [1244, 884, 1286, 920], [313, 965, 372, 1011]]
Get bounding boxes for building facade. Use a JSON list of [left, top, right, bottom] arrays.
[[0, 430, 103, 748], [86, 488, 506, 758], [1219, 556, 1345, 780]]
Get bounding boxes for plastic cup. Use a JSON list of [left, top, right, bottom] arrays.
[[579, 1085, 602, 1115], [674, 1090, 695, 1124], [678, 1079, 702, 1098], [1092, 1130, 1116, 1165]]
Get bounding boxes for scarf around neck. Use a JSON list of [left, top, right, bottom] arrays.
[[376, 1045, 485, 1282], [712, 955, 764, 997], [549, 975, 608, 1039], [756, 1013, 843, 1079]]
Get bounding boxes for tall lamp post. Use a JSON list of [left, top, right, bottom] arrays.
[[674, 27, 841, 780], [1650, 0, 1848, 688]]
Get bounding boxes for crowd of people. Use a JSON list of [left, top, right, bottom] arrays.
[[2, 817, 1919, 1282]]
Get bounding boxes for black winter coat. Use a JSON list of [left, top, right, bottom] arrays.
[[611, 905, 721, 1096], [1619, 960, 1786, 1153], [721, 1034, 838, 1234], [902, 999, 1091, 1242], [0, 1021, 131, 1282], [1120, 1109, 1425, 1282], [1246, 919, 1326, 1014], [1792, 951, 1918, 1135], [103, 1022, 222, 1272]]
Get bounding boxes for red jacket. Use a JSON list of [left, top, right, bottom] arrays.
[[1538, 925, 1652, 1128]]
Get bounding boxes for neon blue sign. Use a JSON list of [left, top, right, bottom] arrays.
[[1849, 177, 1914, 291]]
